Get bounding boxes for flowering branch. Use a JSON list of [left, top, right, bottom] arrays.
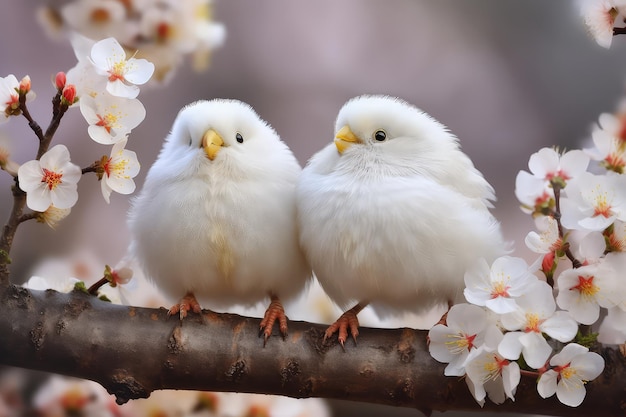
[[0, 83, 71, 286], [550, 182, 582, 271], [0, 284, 624, 417]]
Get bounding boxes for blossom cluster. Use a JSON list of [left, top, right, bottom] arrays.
[[27, 376, 329, 417], [428, 101, 626, 407], [0, 36, 154, 226], [37, 0, 226, 82]]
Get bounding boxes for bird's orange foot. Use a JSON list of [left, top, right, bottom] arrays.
[[260, 295, 288, 346], [168, 292, 202, 320], [324, 306, 362, 348]]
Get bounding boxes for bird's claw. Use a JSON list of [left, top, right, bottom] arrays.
[[324, 310, 360, 348], [259, 296, 288, 346], [167, 293, 202, 320]]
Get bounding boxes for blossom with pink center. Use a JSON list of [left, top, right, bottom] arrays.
[[60, 0, 137, 45], [556, 255, 623, 324], [0, 74, 35, 123], [498, 280, 578, 369], [580, 0, 626, 48], [560, 171, 626, 232], [587, 125, 626, 174], [428, 304, 500, 376], [514, 171, 554, 216], [464, 345, 520, 406], [525, 216, 562, 254], [100, 139, 140, 203], [464, 256, 538, 314], [90, 37, 155, 99], [605, 219, 626, 252], [17, 145, 82, 212], [526, 147, 590, 186], [66, 33, 108, 101], [80, 93, 146, 145], [515, 147, 588, 217], [537, 343, 604, 407]]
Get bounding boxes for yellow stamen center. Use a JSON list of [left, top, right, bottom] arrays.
[[570, 275, 599, 299], [41, 168, 63, 190], [444, 332, 477, 354]]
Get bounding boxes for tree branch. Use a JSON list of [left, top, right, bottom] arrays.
[[0, 285, 624, 416], [0, 185, 27, 285]]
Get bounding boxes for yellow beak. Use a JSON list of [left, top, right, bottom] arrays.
[[202, 129, 224, 160], [334, 125, 360, 154]]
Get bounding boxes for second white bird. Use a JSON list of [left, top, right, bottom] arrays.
[[296, 95, 507, 346]]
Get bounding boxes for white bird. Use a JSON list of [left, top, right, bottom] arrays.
[[127, 99, 310, 342], [296, 95, 507, 346]]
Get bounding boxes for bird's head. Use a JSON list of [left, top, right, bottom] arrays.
[[332, 95, 462, 169], [166, 99, 276, 161]]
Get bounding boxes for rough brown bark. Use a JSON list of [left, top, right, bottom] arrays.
[[0, 284, 624, 416]]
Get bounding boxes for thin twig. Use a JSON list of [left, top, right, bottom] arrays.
[[19, 96, 45, 143], [613, 27, 626, 35], [87, 277, 109, 295], [552, 184, 582, 270], [36, 91, 66, 160], [17, 212, 38, 225]]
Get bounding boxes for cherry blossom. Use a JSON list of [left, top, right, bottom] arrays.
[[0, 74, 34, 123], [526, 147, 590, 186], [604, 219, 626, 252], [61, 0, 137, 45], [498, 280, 578, 369], [560, 171, 626, 231], [580, 0, 626, 48], [80, 94, 146, 144], [66, 33, 108, 100], [90, 37, 155, 99], [525, 216, 561, 254], [464, 345, 521, 406], [537, 343, 604, 407], [567, 229, 606, 263], [464, 256, 538, 314], [17, 145, 82, 212], [514, 171, 553, 216], [428, 304, 499, 376], [588, 128, 626, 174], [556, 255, 622, 324], [100, 139, 140, 203]]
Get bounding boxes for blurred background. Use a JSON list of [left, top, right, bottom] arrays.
[[1, 0, 625, 416]]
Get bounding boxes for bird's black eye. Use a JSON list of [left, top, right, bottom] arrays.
[[236, 132, 244, 143], [374, 130, 387, 141]]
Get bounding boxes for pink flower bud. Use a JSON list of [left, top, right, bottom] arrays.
[[542, 252, 555, 274], [55, 72, 66, 90], [18, 75, 31, 94], [61, 84, 76, 105], [111, 267, 133, 285]]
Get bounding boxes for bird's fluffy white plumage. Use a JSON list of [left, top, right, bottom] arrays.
[[127, 99, 310, 311], [296, 95, 507, 319]]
